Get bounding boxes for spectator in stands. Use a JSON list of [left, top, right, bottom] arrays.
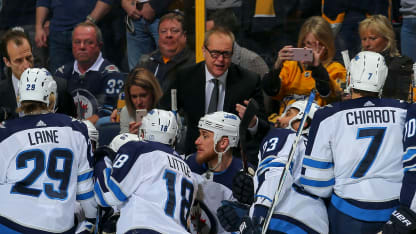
[[54, 22, 125, 124], [122, 0, 183, 71], [206, 9, 272, 114], [160, 27, 265, 155], [262, 16, 346, 124], [359, 14, 414, 101], [400, 0, 416, 62], [35, 0, 113, 73], [0, 28, 75, 121], [136, 11, 194, 94], [115, 67, 163, 134], [0, 0, 48, 71]]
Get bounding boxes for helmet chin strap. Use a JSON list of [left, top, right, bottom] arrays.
[[208, 144, 231, 171]]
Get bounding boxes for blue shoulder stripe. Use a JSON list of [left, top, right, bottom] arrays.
[[77, 190, 94, 200], [106, 168, 128, 202], [78, 171, 93, 182], [303, 158, 333, 169], [94, 182, 110, 207], [300, 177, 335, 187]]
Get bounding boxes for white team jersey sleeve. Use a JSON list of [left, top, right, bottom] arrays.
[[253, 130, 300, 208], [300, 112, 335, 198]]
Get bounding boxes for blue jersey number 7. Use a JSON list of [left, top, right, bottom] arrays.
[[352, 127, 386, 178]]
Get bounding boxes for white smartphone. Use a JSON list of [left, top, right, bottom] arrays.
[[136, 109, 147, 122], [290, 48, 313, 62]]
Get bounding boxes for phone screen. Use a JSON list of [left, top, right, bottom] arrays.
[[136, 109, 147, 122]]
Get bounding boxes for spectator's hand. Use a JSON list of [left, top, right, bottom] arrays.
[[122, 0, 141, 20], [306, 41, 325, 67], [35, 25, 48, 48], [236, 100, 257, 129], [110, 109, 118, 123], [139, 2, 155, 21], [128, 121, 141, 134], [275, 45, 294, 69]]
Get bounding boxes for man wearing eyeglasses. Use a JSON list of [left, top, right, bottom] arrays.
[[160, 26, 265, 157], [135, 11, 194, 94]]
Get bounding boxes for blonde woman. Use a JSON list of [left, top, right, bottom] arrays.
[[359, 14, 414, 101], [119, 68, 163, 134], [263, 16, 346, 123]]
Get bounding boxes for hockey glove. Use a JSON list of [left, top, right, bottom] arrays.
[[239, 216, 263, 234], [232, 171, 254, 205], [383, 206, 416, 234], [217, 200, 250, 232]]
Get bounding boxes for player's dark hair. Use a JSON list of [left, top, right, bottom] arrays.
[[351, 88, 379, 97]]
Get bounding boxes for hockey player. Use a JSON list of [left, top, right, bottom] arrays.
[[94, 109, 197, 234], [228, 100, 328, 234], [185, 111, 249, 233], [381, 104, 416, 233], [0, 68, 96, 233], [300, 51, 409, 233]]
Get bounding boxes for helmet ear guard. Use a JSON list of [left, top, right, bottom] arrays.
[[138, 109, 179, 146], [348, 51, 388, 96]]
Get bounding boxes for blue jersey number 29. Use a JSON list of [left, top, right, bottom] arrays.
[[352, 127, 386, 178], [11, 148, 73, 200], [163, 170, 194, 228]]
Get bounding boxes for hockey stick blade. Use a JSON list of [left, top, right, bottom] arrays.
[[239, 99, 259, 172]]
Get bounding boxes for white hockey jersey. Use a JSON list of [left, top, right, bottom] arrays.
[[0, 113, 96, 233], [94, 140, 197, 234], [301, 97, 408, 222], [251, 128, 328, 234]]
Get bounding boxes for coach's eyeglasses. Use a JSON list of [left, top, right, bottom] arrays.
[[204, 46, 233, 59]]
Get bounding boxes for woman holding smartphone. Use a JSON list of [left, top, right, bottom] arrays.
[[263, 16, 346, 123], [114, 68, 163, 134]]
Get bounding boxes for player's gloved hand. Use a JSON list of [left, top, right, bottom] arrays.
[[232, 171, 254, 205], [217, 200, 250, 232], [99, 207, 119, 234], [239, 216, 263, 234], [382, 206, 416, 234], [93, 146, 116, 177]]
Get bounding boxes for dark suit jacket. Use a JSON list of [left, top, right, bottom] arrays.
[[0, 73, 76, 122], [160, 62, 265, 156]]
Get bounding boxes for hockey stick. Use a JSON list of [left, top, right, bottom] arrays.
[[341, 50, 350, 95], [239, 99, 259, 172], [261, 90, 316, 234]]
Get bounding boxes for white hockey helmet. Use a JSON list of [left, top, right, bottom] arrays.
[[348, 51, 388, 95], [82, 120, 99, 146], [286, 100, 320, 134], [139, 109, 178, 146], [109, 133, 139, 152], [18, 68, 57, 106], [198, 111, 240, 150]]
